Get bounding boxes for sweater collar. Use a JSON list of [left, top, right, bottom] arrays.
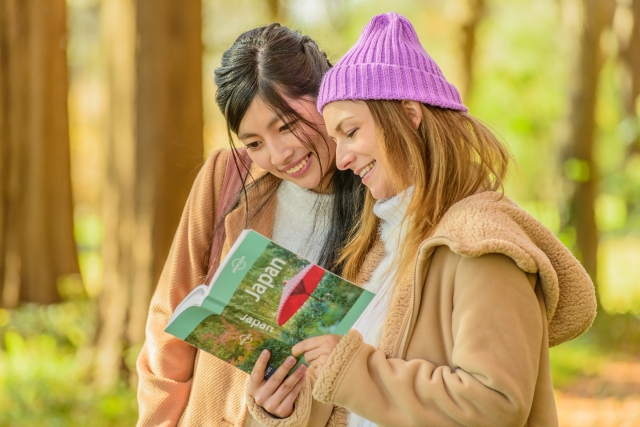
[[373, 186, 414, 252], [373, 186, 414, 227], [278, 179, 333, 207]]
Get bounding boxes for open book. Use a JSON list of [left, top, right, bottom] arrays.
[[165, 229, 375, 379]]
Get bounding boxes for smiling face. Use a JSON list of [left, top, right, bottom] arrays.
[[237, 96, 336, 193], [323, 100, 397, 200]]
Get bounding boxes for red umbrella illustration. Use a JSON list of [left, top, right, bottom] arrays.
[[276, 264, 325, 326]]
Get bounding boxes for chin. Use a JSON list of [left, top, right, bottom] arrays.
[[282, 174, 321, 190], [369, 185, 395, 200], [368, 187, 383, 200]]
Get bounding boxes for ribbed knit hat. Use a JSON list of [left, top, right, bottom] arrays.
[[317, 12, 467, 113]]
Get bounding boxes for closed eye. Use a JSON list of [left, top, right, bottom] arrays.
[[346, 128, 358, 139]]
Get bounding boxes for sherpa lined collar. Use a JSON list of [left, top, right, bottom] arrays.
[[419, 191, 596, 346]]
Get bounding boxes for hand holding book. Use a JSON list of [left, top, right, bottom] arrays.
[[247, 349, 308, 418], [291, 334, 341, 375]]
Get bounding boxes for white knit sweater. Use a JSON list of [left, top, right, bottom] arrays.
[[349, 187, 414, 427], [270, 180, 333, 264]]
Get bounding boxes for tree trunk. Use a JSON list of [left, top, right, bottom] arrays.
[[460, 0, 486, 101], [96, 0, 203, 390], [620, 0, 640, 152], [0, 0, 79, 307], [266, 0, 283, 23], [95, 0, 137, 391], [565, 0, 615, 291]]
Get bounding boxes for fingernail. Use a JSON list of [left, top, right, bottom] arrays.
[[286, 356, 296, 364], [296, 364, 307, 373], [261, 349, 270, 358]]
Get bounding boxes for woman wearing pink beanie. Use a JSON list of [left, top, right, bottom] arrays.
[[285, 12, 596, 427]]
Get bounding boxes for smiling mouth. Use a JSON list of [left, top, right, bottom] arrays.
[[285, 153, 311, 175], [358, 161, 375, 179]]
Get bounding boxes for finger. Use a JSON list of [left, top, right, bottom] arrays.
[[260, 355, 298, 396], [291, 336, 323, 357], [274, 369, 307, 415], [248, 349, 270, 390], [256, 364, 306, 416], [302, 346, 327, 366], [266, 363, 307, 407]]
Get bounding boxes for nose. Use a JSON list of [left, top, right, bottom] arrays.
[[335, 138, 356, 171], [268, 136, 295, 167]]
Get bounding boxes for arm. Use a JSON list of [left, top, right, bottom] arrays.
[[312, 253, 544, 427], [136, 150, 229, 427]]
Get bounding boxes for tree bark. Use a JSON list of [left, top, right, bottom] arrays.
[[266, 0, 283, 23], [460, 0, 486, 101], [620, 0, 640, 152], [566, 0, 615, 287], [96, 0, 203, 389], [95, 0, 136, 391], [0, 0, 79, 307]]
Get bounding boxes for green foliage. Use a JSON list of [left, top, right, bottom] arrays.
[[281, 274, 364, 343], [0, 303, 137, 427], [549, 334, 605, 389], [598, 237, 640, 315]]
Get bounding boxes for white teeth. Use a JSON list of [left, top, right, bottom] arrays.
[[286, 155, 309, 174], [358, 161, 375, 178]]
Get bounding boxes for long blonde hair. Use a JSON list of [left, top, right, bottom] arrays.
[[338, 100, 511, 283]]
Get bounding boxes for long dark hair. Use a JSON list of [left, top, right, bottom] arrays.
[[213, 23, 365, 275]]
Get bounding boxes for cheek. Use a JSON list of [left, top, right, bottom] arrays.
[[320, 140, 336, 165], [298, 130, 333, 162], [246, 150, 274, 172]]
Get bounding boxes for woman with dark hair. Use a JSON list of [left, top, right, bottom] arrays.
[[136, 24, 365, 426]]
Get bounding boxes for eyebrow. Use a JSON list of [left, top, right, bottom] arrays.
[[334, 116, 353, 133], [238, 114, 282, 140]]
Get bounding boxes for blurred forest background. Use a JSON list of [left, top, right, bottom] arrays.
[[1, 0, 639, 425]]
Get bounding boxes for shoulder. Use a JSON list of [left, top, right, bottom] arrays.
[[419, 191, 596, 346], [428, 245, 535, 292], [173, 149, 232, 229], [421, 191, 552, 301], [425, 191, 546, 273], [190, 148, 233, 199], [202, 148, 232, 185]]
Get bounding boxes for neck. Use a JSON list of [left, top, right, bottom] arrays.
[[310, 166, 336, 194]]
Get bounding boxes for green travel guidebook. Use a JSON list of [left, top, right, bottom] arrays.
[[165, 229, 375, 379]]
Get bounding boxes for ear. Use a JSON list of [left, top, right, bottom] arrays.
[[401, 100, 423, 130]]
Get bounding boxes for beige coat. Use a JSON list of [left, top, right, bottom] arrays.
[[304, 192, 596, 427]]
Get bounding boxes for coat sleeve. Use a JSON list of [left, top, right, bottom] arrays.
[[312, 252, 545, 427], [136, 149, 228, 427]]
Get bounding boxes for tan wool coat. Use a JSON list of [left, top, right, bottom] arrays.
[[302, 192, 597, 427]]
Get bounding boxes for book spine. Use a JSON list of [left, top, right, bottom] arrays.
[[165, 306, 215, 340]]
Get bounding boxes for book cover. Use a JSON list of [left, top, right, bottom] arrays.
[[165, 229, 374, 378]]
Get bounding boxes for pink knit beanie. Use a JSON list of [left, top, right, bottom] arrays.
[[317, 12, 467, 113]]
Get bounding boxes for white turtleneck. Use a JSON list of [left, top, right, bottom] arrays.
[[270, 179, 333, 265], [349, 186, 414, 427]]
